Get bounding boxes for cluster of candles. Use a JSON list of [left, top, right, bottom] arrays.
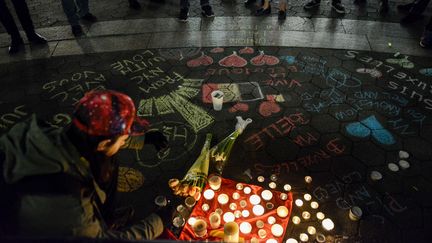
[[187, 174, 291, 240]]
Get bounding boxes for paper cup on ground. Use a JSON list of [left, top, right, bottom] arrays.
[[211, 90, 224, 111]]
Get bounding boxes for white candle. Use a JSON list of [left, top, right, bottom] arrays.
[[256, 220, 264, 228], [307, 226, 316, 235], [270, 174, 278, 181], [232, 192, 240, 200], [229, 203, 237, 211], [215, 208, 223, 215], [302, 211, 311, 220], [249, 195, 261, 205], [253, 205, 265, 216], [322, 218, 334, 231], [209, 212, 221, 229], [251, 237, 259, 243], [295, 199, 303, 207], [239, 222, 252, 234], [267, 216, 276, 224], [223, 212, 235, 223], [286, 238, 299, 243], [218, 194, 229, 205], [280, 193, 288, 200], [269, 182, 277, 189], [261, 190, 273, 201], [242, 210, 250, 218], [304, 176, 312, 184], [299, 233, 309, 242], [311, 201, 319, 209], [234, 210, 242, 218], [239, 200, 247, 208], [283, 184, 291, 191], [257, 176, 265, 182], [202, 203, 210, 212], [303, 194, 312, 201], [236, 183, 244, 190], [187, 217, 196, 226], [316, 212, 325, 220], [258, 229, 267, 239], [292, 216, 301, 224], [208, 175, 222, 190], [271, 224, 284, 237], [224, 222, 239, 243], [277, 206, 289, 218], [203, 189, 215, 200], [243, 186, 251, 194], [266, 239, 277, 243]]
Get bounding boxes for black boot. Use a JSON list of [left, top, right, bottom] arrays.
[[129, 0, 141, 9], [72, 25, 84, 37], [27, 32, 47, 45], [9, 36, 24, 55], [379, 0, 389, 14]]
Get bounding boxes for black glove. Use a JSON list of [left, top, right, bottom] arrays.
[[145, 130, 168, 151]]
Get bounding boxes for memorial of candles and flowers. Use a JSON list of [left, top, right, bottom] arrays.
[[165, 117, 335, 243]]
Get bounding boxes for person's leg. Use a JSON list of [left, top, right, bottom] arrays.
[[76, 0, 89, 17], [379, 0, 389, 14], [304, 0, 321, 9], [61, 0, 80, 26], [11, 0, 47, 43], [331, 0, 346, 14], [256, 0, 271, 15], [420, 16, 432, 48], [0, 0, 22, 40], [178, 0, 190, 21], [278, 0, 287, 19], [200, 0, 214, 17], [409, 0, 431, 15]]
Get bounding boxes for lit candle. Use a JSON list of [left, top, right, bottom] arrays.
[[271, 224, 284, 237], [269, 182, 277, 189], [203, 189, 215, 200], [266, 239, 277, 243], [307, 226, 316, 235], [311, 201, 319, 209], [236, 183, 244, 190], [234, 210, 242, 218], [208, 174, 222, 190], [215, 208, 223, 215], [322, 218, 334, 231], [218, 194, 229, 205], [267, 216, 276, 224], [239, 222, 252, 234], [239, 200, 247, 208], [302, 211, 311, 220], [229, 203, 237, 211], [224, 222, 239, 243], [280, 193, 288, 201], [232, 192, 240, 200], [261, 190, 273, 201], [286, 238, 299, 243], [304, 176, 312, 184], [256, 220, 265, 229], [270, 174, 278, 182], [283, 184, 292, 191], [202, 203, 210, 212], [303, 194, 312, 201], [258, 229, 267, 239], [295, 199, 303, 207], [277, 206, 289, 218], [299, 233, 309, 242], [316, 212, 325, 220], [292, 216, 301, 224], [249, 195, 261, 205], [242, 210, 250, 218], [223, 212, 235, 223], [315, 233, 326, 243], [257, 176, 265, 182], [266, 202, 274, 210], [209, 212, 221, 229], [188, 217, 196, 226], [243, 186, 251, 194], [253, 205, 265, 216], [251, 238, 259, 243]]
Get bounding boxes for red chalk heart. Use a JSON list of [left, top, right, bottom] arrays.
[[259, 101, 281, 117], [229, 103, 249, 113], [239, 47, 255, 54], [210, 47, 224, 53], [187, 52, 213, 67], [251, 51, 280, 66], [219, 51, 248, 67]]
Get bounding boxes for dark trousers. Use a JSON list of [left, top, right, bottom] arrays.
[[0, 0, 35, 39], [427, 16, 432, 30], [409, 0, 431, 15]]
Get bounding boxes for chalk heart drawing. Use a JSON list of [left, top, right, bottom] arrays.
[[219, 51, 248, 67], [251, 51, 280, 66], [419, 68, 432, 76], [229, 103, 249, 113], [187, 52, 214, 67], [346, 115, 396, 145], [356, 68, 382, 78], [210, 47, 224, 53], [239, 47, 255, 54], [117, 167, 145, 192], [259, 100, 281, 117], [386, 56, 414, 69]]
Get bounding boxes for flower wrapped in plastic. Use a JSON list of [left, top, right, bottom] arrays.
[[168, 133, 212, 199], [210, 116, 252, 175]]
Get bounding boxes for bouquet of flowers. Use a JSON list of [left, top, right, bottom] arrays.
[[168, 133, 212, 199]]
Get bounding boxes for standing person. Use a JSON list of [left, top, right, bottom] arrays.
[[254, 0, 288, 20], [178, 0, 215, 22], [0, 90, 171, 239], [420, 16, 432, 48], [397, 0, 430, 24], [0, 0, 47, 54], [61, 0, 98, 36], [303, 0, 346, 14]]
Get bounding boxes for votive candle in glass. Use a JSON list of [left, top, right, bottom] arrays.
[[271, 224, 284, 237], [188, 217, 196, 226], [209, 212, 221, 229], [266, 202, 274, 210], [316, 212, 325, 220], [232, 192, 240, 200], [239, 200, 247, 208], [302, 211, 311, 220], [277, 206, 289, 218], [261, 190, 273, 201], [229, 203, 237, 211], [223, 212, 235, 223], [257, 176, 265, 182], [203, 189, 215, 200], [218, 194, 229, 205], [236, 183, 244, 190], [295, 199, 303, 207], [258, 229, 267, 239], [269, 182, 277, 189], [253, 205, 265, 216], [307, 226, 316, 235], [283, 184, 292, 191], [208, 174, 222, 190], [215, 208, 223, 215], [242, 210, 250, 218], [299, 233, 309, 242], [256, 220, 265, 229], [311, 201, 319, 209], [234, 210, 242, 218], [280, 193, 288, 200], [249, 195, 261, 205], [322, 218, 334, 231], [292, 216, 301, 224], [243, 186, 252, 194], [303, 194, 312, 201], [239, 222, 252, 234], [266, 239, 277, 243], [304, 176, 312, 184], [267, 216, 276, 224], [202, 203, 210, 212]]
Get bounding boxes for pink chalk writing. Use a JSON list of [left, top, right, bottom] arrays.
[[205, 66, 297, 76], [263, 79, 301, 87]]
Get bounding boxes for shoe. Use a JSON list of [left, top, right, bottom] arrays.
[[129, 0, 141, 9], [331, 1, 345, 14], [278, 10, 286, 20], [202, 6, 215, 17], [255, 6, 271, 16], [8, 37, 24, 55], [379, 1, 389, 14], [400, 14, 422, 25], [81, 13, 98, 22], [178, 8, 189, 22], [72, 25, 84, 37], [27, 33, 47, 45], [397, 3, 413, 12], [420, 30, 432, 48], [244, 0, 255, 5], [304, 0, 320, 9]]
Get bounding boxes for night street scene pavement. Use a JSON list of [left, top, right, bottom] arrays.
[[1, 0, 432, 242]]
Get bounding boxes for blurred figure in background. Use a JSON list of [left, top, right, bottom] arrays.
[[420, 16, 432, 48], [61, 0, 98, 37], [398, 0, 430, 24], [178, 0, 214, 22], [303, 0, 346, 14]]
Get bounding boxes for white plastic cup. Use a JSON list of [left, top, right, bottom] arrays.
[[211, 90, 224, 111]]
